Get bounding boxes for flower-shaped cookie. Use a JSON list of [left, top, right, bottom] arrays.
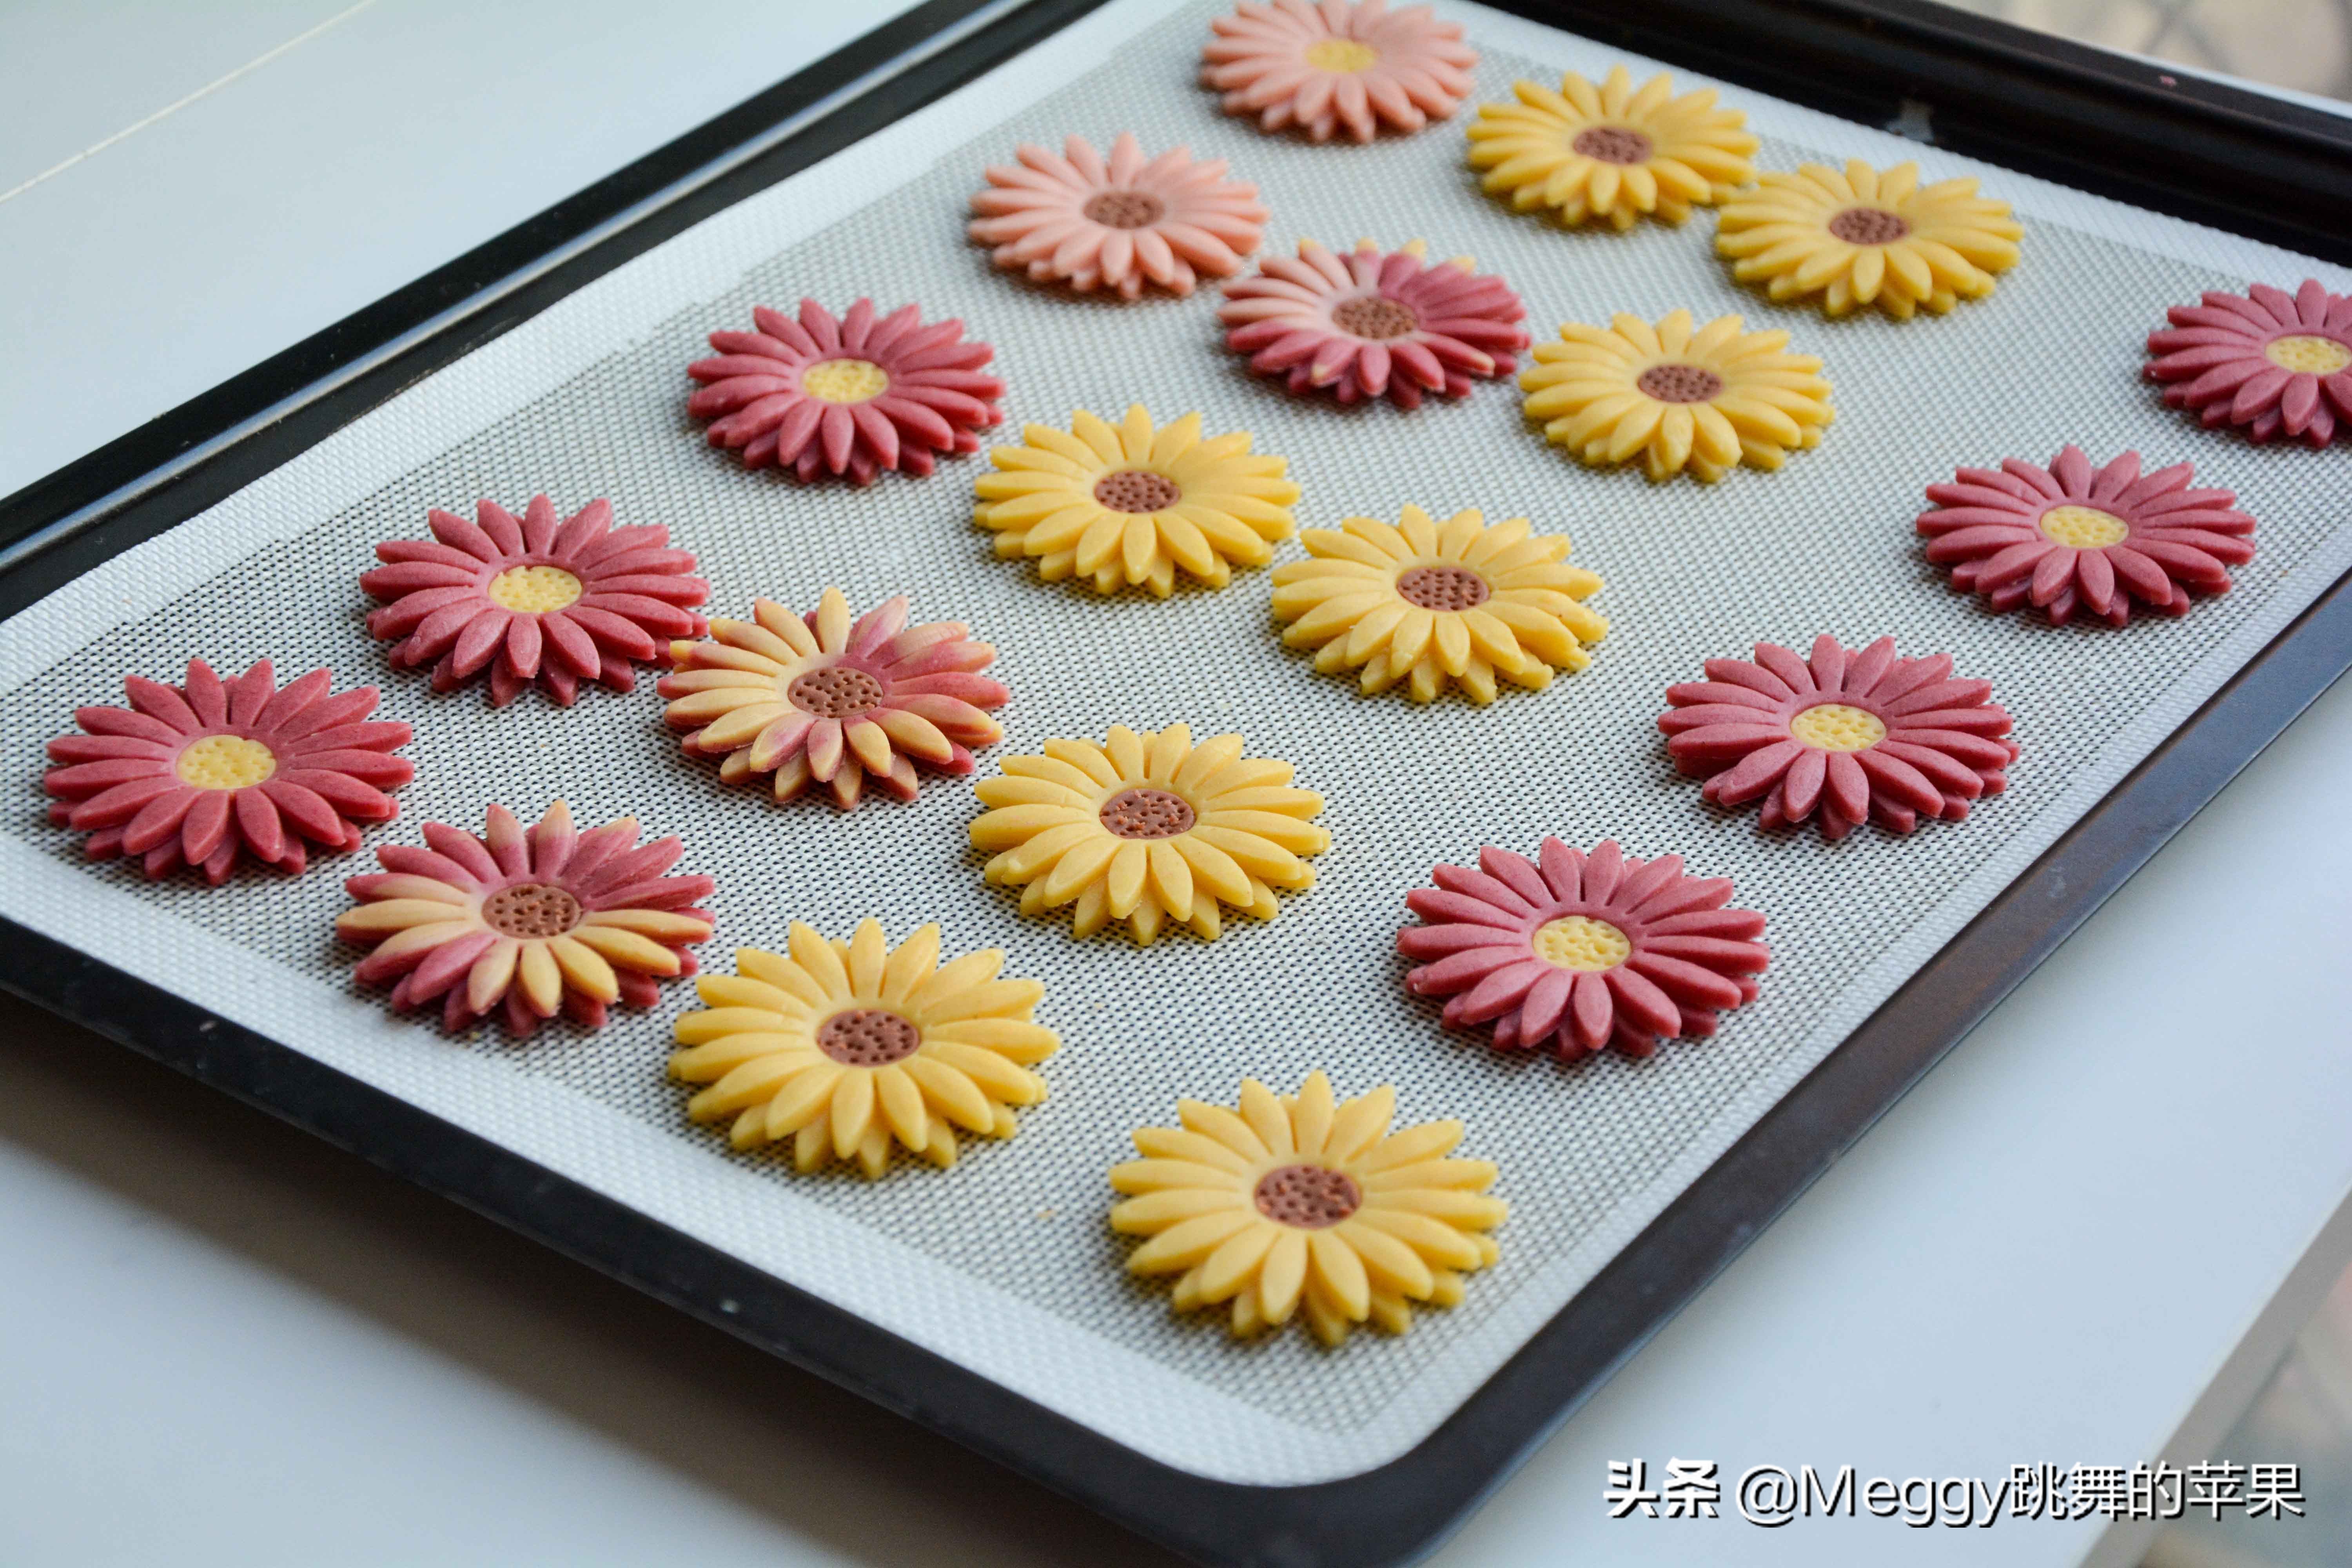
[[2146, 279, 2352, 447], [1272, 506, 1606, 702], [670, 920, 1056, 1178], [1111, 1072, 1503, 1344], [969, 133, 1267, 299], [1201, 0, 1477, 142], [687, 299, 1005, 484], [659, 590, 1007, 811], [1218, 239, 1528, 408], [1521, 310, 1833, 481], [971, 724, 1325, 944], [1715, 160, 2022, 319], [1466, 65, 1755, 230], [974, 406, 1298, 595], [338, 801, 714, 1034], [1400, 838, 1768, 1059], [1661, 636, 2018, 839], [1916, 446, 2256, 626], [364, 496, 709, 706], [45, 658, 412, 885]]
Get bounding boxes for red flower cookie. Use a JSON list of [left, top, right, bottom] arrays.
[[2146, 279, 2352, 447]]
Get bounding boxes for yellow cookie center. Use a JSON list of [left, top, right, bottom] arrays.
[[1532, 915, 1630, 972], [1304, 38, 1378, 72], [1789, 702, 1886, 752], [801, 358, 890, 403], [2038, 504, 2129, 549], [486, 564, 584, 613], [174, 734, 277, 790], [2264, 334, 2352, 375]]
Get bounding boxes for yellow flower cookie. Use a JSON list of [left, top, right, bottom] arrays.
[[1715, 160, 2023, 319], [1466, 65, 1755, 230], [1111, 1072, 1505, 1345]]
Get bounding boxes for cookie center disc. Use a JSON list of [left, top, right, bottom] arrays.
[[481, 883, 583, 939], [1571, 125, 1653, 165], [2265, 333, 2352, 376], [1303, 37, 1378, 72], [486, 564, 583, 613], [174, 733, 277, 790], [1394, 564, 1490, 611], [1093, 469, 1181, 513], [1636, 363, 1724, 404], [1331, 295, 1419, 340], [800, 358, 890, 404], [1098, 787, 1195, 839], [1827, 206, 1911, 245], [817, 1008, 923, 1067], [1788, 702, 1886, 753], [2038, 504, 2129, 549], [1254, 1163, 1362, 1228], [786, 665, 886, 719], [1532, 915, 1631, 972], [1082, 190, 1165, 229]]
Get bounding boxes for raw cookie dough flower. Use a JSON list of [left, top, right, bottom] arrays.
[[1400, 838, 1768, 1059], [1660, 635, 2018, 839], [1520, 310, 1833, 481], [687, 298, 1005, 484], [1218, 239, 1528, 408], [1201, 0, 1478, 143], [968, 132, 1267, 299], [670, 920, 1057, 1178], [2145, 279, 2352, 447], [974, 405, 1298, 595], [970, 724, 1326, 944], [1111, 1072, 1503, 1344], [1916, 445, 2257, 626], [1271, 506, 1606, 702], [363, 496, 709, 706], [1466, 65, 1755, 229], [1714, 160, 2022, 319], [659, 589, 1007, 810], [338, 801, 714, 1035], [44, 658, 412, 884]]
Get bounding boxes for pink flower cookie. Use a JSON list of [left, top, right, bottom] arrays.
[[1916, 446, 2255, 627], [44, 658, 411, 884], [2146, 279, 2352, 447], [969, 132, 1267, 299], [1660, 635, 2017, 840], [1220, 240, 1528, 408], [364, 496, 708, 706], [1202, 0, 1477, 143], [1399, 838, 1768, 1061], [688, 299, 1005, 484], [338, 800, 714, 1035]]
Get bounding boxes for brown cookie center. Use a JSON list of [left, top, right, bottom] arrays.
[[1254, 1163, 1362, 1228], [1093, 468, 1181, 513], [1331, 295, 1419, 340], [481, 883, 583, 939], [1826, 206, 1911, 245], [1636, 363, 1724, 404], [787, 665, 885, 719], [1394, 564, 1490, 612], [1083, 190, 1165, 229], [1572, 125, 1653, 165], [1098, 787, 1195, 839], [816, 1008, 923, 1067]]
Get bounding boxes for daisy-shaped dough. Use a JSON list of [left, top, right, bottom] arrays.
[[363, 496, 709, 706], [1466, 65, 1755, 230], [1715, 160, 2022, 319], [2146, 279, 2352, 447], [687, 299, 1005, 484], [1661, 635, 2018, 839], [670, 920, 1056, 1178], [968, 132, 1267, 299], [1916, 445, 2257, 626], [1271, 506, 1606, 702], [44, 658, 412, 885], [1201, 0, 1478, 143], [1218, 239, 1528, 408], [1399, 838, 1768, 1059], [1520, 310, 1833, 481], [338, 801, 714, 1035], [970, 724, 1326, 944], [660, 589, 1007, 811], [974, 405, 1298, 595], [1111, 1072, 1504, 1344]]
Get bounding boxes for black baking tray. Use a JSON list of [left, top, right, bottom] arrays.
[[5, 3, 2350, 1564]]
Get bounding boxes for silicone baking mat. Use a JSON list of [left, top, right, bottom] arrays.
[[4, 0, 2347, 1491]]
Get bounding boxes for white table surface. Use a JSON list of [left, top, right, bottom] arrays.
[[4, 4, 2350, 1564]]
